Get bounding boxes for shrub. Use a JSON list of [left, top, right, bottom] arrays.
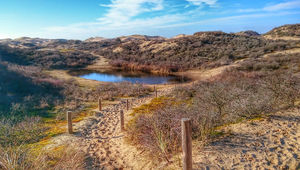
[[0, 117, 47, 147], [95, 82, 151, 100], [0, 62, 63, 117], [237, 53, 300, 72], [265, 24, 300, 37], [0, 44, 96, 69], [0, 145, 86, 170], [95, 32, 296, 73], [0, 145, 47, 170], [126, 70, 300, 161]]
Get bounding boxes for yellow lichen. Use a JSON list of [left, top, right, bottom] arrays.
[[130, 96, 170, 116]]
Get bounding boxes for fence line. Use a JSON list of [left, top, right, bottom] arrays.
[[98, 98, 102, 111], [66, 86, 195, 169], [181, 118, 192, 170], [120, 110, 125, 131], [67, 111, 73, 134]]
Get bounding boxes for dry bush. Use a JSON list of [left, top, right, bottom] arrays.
[[127, 101, 217, 162], [95, 82, 151, 100], [0, 117, 47, 147], [0, 62, 63, 117], [0, 44, 96, 69], [0, 145, 86, 170], [45, 146, 86, 170], [237, 53, 300, 72], [265, 23, 300, 37], [62, 80, 151, 104], [127, 104, 183, 162], [261, 71, 300, 107], [127, 70, 300, 161], [97, 32, 296, 72], [55, 80, 151, 120], [0, 145, 47, 170]]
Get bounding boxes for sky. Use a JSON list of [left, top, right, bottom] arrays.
[[0, 0, 300, 40]]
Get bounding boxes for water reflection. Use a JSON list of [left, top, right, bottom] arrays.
[[71, 70, 188, 84]]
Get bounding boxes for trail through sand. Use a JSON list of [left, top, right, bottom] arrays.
[[47, 85, 175, 169], [82, 86, 174, 169]]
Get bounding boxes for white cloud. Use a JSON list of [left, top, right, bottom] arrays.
[[44, 0, 186, 38], [239, 0, 300, 13], [98, 0, 164, 25], [186, 0, 217, 7], [157, 11, 300, 29], [41, 0, 299, 39], [0, 34, 10, 39], [263, 0, 300, 11], [46, 14, 184, 34]]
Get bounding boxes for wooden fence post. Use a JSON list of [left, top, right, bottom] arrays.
[[98, 98, 102, 111], [120, 110, 124, 131], [67, 111, 73, 134], [126, 99, 129, 111], [181, 118, 192, 170], [154, 86, 158, 98]]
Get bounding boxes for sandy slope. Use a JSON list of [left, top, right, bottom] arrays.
[[193, 108, 300, 170]]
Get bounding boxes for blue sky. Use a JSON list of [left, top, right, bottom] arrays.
[[0, 0, 300, 40]]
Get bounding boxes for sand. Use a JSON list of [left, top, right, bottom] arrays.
[[193, 109, 300, 170], [47, 85, 175, 169]]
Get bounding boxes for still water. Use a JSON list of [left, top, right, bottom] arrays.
[[72, 70, 186, 84]]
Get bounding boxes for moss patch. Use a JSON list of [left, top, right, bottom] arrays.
[[130, 96, 170, 116]]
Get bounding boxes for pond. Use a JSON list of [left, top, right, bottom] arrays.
[[70, 69, 188, 84]]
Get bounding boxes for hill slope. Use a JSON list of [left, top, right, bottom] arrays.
[[1, 24, 300, 73], [93, 31, 296, 73], [264, 24, 300, 40]]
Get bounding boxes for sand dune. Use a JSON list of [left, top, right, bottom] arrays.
[[193, 109, 300, 169]]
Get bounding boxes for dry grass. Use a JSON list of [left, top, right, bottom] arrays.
[[263, 35, 300, 41], [84, 52, 112, 70], [0, 145, 86, 170], [126, 70, 300, 162], [263, 47, 300, 58], [0, 117, 47, 147], [0, 116, 86, 169], [129, 96, 170, 117], [149, 42, 178, 53], [44, 69, 102, 88]]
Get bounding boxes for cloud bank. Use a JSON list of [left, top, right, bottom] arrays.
[[43, 0, 300, 39]]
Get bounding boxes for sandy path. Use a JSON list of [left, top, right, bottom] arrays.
[[44, 85, 175, 169], [193, 108, 300, 169], [81, 86, 174, 169]]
